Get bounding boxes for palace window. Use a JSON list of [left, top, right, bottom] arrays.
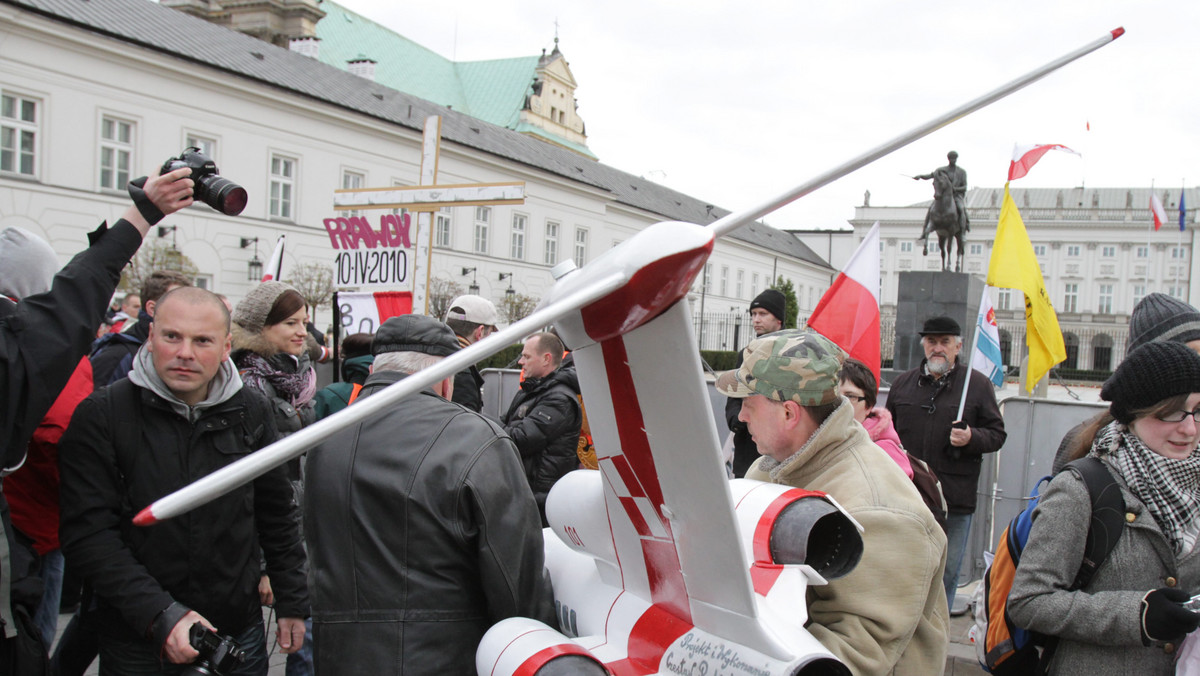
[[100, 115, 135, 190], [269, 154, 296, 220], [473, 206, 490, 254], [1, 92, 38, 176]]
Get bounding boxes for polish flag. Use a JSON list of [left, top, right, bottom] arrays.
[[262, 235, 286, 281], [1150, 192, 1167, 231], [808, 222, 881, 383], [1008, 143, 1080, 181], [337, 291, 413, 334]]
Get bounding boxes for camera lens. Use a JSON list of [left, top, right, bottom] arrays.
[[197, 175, 248, 216]]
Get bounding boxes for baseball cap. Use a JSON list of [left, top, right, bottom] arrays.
[[445, 295, 500, 327], [715, 330, 846, 406]]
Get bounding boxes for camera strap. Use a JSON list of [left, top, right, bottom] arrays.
[[127, 177, 165, 226]]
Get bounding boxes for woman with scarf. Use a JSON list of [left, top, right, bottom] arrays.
[[1009, 340, 1200, 675], [231, 281, 316, 676]]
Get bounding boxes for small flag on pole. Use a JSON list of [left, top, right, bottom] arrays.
[[972, 288, 1005, 387], [1151, 192, 1167, 231], [263, 235, 286, 281]]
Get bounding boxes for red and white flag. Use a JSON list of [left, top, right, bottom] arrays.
[[807, 222, 881, 383], [1150, 192, 1168, 231], [1008, 143, 1080, 181], [337, 291, 413, 334], [262, 235, 286, 281]]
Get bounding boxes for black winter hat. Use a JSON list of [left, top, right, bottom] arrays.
[[1101, 341, 1200, 424], [372, 314, 460, 357], [749, 289, 786, 324], [1128, 293, 1200, 351], [919, 315, 961, 336]]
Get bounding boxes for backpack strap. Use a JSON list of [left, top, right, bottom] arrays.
[[1037, 456, 1125, 672], [1064, 456, 1126, 590], [346, 382, 364, 405]]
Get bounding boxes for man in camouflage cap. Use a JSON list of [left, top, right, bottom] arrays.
[[717, 330, 949, 675]]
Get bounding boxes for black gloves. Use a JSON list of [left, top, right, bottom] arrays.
[[1140, 587, 1200, 644]]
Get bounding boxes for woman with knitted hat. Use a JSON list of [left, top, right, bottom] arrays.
[[231, 280, 317, 675], [1008, 341, 1200, 675], [232, 281, 317, 441]]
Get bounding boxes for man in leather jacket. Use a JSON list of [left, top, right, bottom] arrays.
[[504, 332, 582, 524], [304, 315, 554, 675]]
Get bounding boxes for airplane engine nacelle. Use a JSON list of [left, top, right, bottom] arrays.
[[729, 479, 863, 581], [476, 617, 608, 676], [544, 470, 618, 566]]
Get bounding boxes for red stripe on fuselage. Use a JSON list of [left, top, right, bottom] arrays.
[[605, 604, 694, 676]]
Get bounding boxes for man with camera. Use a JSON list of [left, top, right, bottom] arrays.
[[59, 287, 308, 675], [0, 161, 196, 672]]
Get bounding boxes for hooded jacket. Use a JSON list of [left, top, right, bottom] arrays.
[[502, 367, 582, 517], [58, 348, 308, 645], [746, 402, 949, 676], [304, 369, 554, 674]]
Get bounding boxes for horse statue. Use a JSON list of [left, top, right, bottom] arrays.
[[918, 172, 964, 272]]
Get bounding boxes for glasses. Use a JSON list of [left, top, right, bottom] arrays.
[[843, 394, 868, 402], [1156, 408, 1200, 424]]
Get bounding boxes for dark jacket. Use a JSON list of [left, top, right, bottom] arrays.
[[58, 377, 308, 645], [0, 219, 142, 620], [502, 368, 581, 515], [304, 370, 554, 675], [885, 360, 1006, 513], [724, 349, 759, 477], [450, 334, 485, 412], [312, 354, 373, 420], [89, 310, 150, 389]]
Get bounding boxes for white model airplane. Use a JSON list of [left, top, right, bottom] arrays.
[[136, 28, 1123, 676]]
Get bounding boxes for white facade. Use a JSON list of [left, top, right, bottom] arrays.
[[851, 186, 1199, 372], [0, 3, 831, 333]]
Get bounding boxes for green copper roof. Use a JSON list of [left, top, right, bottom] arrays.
[[315, 1, 582, 156]]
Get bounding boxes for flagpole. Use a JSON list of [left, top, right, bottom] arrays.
[[1148, 181, 1155, 266], [957, 285, 986, 420]]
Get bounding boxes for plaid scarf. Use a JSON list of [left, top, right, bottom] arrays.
[[236, 351, 316, 407], [1090, 420, 1200, 555]]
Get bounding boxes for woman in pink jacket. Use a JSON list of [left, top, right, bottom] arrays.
[[838, 359, 914, 478]]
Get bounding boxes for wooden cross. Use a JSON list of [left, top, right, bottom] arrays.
[[332, 115, 526, 314]]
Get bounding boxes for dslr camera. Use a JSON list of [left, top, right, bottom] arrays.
[[182, 623, 247, 676], [161, 147, 248, 216]]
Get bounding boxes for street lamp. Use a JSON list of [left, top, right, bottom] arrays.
[[498, 272, 515, 298], [241, 237, 262, 281], [461, 266, 479, 295]]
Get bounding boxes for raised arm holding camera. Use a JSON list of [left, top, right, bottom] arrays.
[[0, 162, 196, 673]]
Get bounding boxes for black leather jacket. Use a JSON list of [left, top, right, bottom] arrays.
[[304, 370, 554, 674], [502, 368, 581, 517]]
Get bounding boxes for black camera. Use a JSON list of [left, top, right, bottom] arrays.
[[161, 147, 248, 216], [182, 623, 247, 676]]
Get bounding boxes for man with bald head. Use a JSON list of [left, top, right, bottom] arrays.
[[59, 287, 308, 675]]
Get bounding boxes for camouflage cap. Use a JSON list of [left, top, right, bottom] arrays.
[[715, 330, 847, 405]]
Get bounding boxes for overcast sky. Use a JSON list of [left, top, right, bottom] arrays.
[[334, 0, 1198, 232]]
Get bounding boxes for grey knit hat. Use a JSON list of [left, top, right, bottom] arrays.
[[1128, 293, 1200, 351], [1101, 341, 1200, 424], [0, 227, 58, 300], [233, 281, 297, 334]]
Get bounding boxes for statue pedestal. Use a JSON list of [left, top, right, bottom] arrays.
[[890, 271, 986, 373]]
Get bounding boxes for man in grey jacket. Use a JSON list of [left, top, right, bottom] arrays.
[[304, 315, 554, 675]]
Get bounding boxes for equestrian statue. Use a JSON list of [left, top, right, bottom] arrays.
[[914, 150, 969, 272]]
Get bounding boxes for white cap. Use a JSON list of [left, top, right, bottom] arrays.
[[445, 295, 500, 327]]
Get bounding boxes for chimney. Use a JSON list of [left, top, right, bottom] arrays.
[[289, 36, 321, 59], [348, 56, 377, 82]]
